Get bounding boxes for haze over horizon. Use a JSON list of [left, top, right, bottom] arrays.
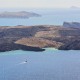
[[0, 0, 80, 9]]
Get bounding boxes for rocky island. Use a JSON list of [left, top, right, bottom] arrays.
[[0, 23, 80, 52], [63, 22, 80, 28], [0, 11, 41, 18]]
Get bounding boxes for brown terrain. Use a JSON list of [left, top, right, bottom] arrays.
[[0, 25, 80, 52]]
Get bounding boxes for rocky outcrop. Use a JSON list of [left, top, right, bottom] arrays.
[[0, 11, 41, 18], [59, 39, 80, 50], [63, 22, 80, 28], [0, 43, 45, 52], [0, 25, 80, 52]]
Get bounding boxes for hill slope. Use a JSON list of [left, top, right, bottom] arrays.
[[0, 25, 80, 52]]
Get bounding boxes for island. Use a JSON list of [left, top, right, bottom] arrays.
[[0, 11, 41, 18], [0, 23, 80, 52]]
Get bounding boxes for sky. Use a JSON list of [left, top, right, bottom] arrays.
[[0, 0, 80, 8]]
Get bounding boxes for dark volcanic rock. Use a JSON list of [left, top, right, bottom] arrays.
[[0, 43, 45, 52], [63, 22, 80, 28], [59, 39, 80, 50], [0, 26, 49, 38]]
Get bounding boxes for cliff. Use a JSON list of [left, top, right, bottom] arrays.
[[0, 25, 80, 52], [0, 11, 41, 18], [63, 22, 80, 28]]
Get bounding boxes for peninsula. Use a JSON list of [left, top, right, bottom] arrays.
[[0, 23, 80, 52]]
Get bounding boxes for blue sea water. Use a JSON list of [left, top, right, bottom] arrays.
[[0, 8, 80, 26], [0, 49, 80, 80], [0, 8, 80, 80]]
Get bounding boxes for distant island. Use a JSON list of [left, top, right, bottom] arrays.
[[70, 6, 80, 9], [0, 11, 41, 18], [0, 22, 80, 52]]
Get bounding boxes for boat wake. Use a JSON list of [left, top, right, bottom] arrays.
[[18, 61, 27, 65]]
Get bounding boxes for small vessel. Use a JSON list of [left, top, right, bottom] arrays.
[[25, 59, 27, 62]]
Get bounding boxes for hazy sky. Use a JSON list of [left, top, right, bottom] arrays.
[[0, 0, 80, 8]]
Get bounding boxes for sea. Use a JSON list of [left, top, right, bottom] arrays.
[[0, 8, 80, 26], [0, 8, 80, 80]]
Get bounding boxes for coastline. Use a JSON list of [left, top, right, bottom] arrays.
[[0, 24, 80, 52], [43, 48, 58, 51]]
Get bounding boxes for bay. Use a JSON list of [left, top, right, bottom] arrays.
[[0, 49, 80, 80]]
